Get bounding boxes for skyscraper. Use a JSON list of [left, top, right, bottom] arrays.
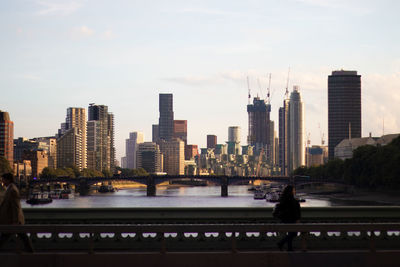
[[227, 126, 241, 155], [57, 127, 84, 169], [158, 94, 174, 141], [125, 132, 144, 169], [279, 86, 304, 174], [289, 86, 305, 170], [328, 70, 361, 159], [185, 144, 199, 160], [247, 97, 272, 154], [173, 120, 187, 144], [152, 124, 159, 143], [159, 139, 185, 175], [279, 99, 290, 175], [57, 107, 86, 170], [228, 126, 240, 143], [0, 110, 14, 166], [87, 104, 115, 171], [207, 135, 217, 149]]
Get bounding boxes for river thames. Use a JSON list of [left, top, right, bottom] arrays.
[[21, 184, 373, 208]]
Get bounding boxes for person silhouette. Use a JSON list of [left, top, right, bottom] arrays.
[[0, 173, 34, 252], [276, 185, 301, 251]]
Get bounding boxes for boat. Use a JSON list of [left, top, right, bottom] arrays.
[[60, 188, 75, 199], [49, 188, 75, 199], [253, 190, 266, 200], [98, 184, 115, 193], [265, 191, 281, 203], [26, 192, 53, 205]]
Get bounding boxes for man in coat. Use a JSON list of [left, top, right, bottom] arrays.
[[0, 173, 34, 252]]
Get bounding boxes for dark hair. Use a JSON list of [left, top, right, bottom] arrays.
[[279, 185, 294, 203], [2, 173, 14, 183]]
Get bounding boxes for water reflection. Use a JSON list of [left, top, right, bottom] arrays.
[[21, 185, 342, 208]]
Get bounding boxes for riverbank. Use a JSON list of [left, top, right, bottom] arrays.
[[296, 183, 400, 205], [309, 189, 400, 206]]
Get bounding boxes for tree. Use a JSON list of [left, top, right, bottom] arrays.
[[81, 169, 104, 177], [40, 167, 58, 178], [0, 156, 12, 175]]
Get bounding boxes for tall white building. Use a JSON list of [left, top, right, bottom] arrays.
[[228, 126, 240, 143], [289, 86, 305, 171], [125, 132, 144, 169], [57, 107, 86, 170], [87, 104, 115, 171]]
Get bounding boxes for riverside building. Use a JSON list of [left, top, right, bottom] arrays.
[[125, 132, 144, 169], [136, 142, 163, 173], [328, 70, 361, 160], [0, 110, 14, 166]]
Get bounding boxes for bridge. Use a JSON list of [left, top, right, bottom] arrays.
[[29, 175, 344, 196], [1, 207, 400, 267]]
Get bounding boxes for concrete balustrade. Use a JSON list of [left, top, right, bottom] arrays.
[[1, 223, 400, 253], [22, 206, 400, 224], [2, 208, 400, 267]]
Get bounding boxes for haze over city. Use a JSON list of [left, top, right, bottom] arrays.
[[1, 0, 400, 161]]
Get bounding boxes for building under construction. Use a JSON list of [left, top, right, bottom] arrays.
[[247, 97, 275, 166]]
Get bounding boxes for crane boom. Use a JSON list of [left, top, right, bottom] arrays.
[[267, 73, 271, 104], [285, 67, 290, 99], [247, 76, 251, 104]]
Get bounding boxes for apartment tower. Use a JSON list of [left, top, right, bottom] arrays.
[[328, 70, 361, 159], [0, 111, 14, 167]]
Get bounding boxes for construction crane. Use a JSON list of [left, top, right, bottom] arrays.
[[247, 76, 251, 104], [318, 123, 325, 145], [256, 147, 264, 177], [257, 78, 263, 99], [266, 73, 271, 104], [285, 67, 290, 99]]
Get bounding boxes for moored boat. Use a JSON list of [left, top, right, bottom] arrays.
[[26, 192, 53, 205], [254, 190, 267, 200], [98, 184, 115, 193]]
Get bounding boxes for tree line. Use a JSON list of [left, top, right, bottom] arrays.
[[293, 136, 400, 189], [0, 157, 148, 179]]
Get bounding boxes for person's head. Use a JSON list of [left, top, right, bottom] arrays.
[[280, 185, 295, 201], [1, 173, 14, 186]]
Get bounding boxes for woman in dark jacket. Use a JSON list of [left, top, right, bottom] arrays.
[[276, 185, 301, 251]]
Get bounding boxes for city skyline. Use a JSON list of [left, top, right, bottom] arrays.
[[1, 1, 400, 162]]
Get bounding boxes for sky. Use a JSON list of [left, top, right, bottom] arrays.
[[1, 0, 400, 163]]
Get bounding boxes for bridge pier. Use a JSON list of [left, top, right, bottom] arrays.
[[147, 176, 156, 197], [221, 177, 228, 197], [78, 179, 90, 196]]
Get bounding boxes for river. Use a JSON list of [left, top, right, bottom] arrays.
[[21, 184, 374, 208]]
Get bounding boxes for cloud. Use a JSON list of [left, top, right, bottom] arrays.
[[70, 25, 94, 38], [35, 0, 83, 16], [21, 74, 43, 81], [362, 72, 400, 135], [295, 0, 373, 15], [101, 30, 115, 40], [168, 7, 242, 17]]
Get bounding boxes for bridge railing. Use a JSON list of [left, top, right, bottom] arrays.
[[1, 223, 400, 253], [23, 207, 400, 224]]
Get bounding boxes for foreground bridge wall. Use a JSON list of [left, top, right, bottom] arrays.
[[23, 206, 400, 224], [2, 251, 400, 267]]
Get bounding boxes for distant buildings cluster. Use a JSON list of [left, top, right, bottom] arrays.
[[1, 69, 398, 180], [0, 103, 115, 183]]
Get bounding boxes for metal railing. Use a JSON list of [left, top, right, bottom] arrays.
[[1, 223, 400, 253]]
